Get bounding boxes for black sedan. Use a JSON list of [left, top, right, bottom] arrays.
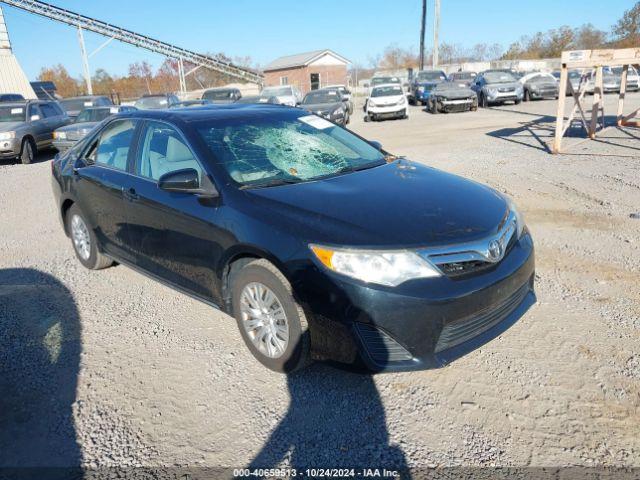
[[51, 105, 535, 373], [299, 89, 349, 125]]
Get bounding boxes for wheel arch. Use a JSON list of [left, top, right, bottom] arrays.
[[218, 245, 291, 314], [61, 198, 75, 236]]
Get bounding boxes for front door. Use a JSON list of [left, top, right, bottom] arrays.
[[72, 119, 139, 262], [125, 120, 225, 304], [310, 73, 320, 90]]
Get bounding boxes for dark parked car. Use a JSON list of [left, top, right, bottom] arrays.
[[472, 71, 524, 107], [426, 83, 478, 114], [0, 93, 25, 103], [134, 93, 180, 110], [53, 105, 137, 152], [59, 95, 113, 119], [51, 105, 535, 373], [235, 95, 280, 105], [448, 71, 477, 88], [520, 72, 559, 101], [408, 70, 447, 105], [1, 100, 70, 164], [202, 88, 242, 104], [299, 89, 349, 125]]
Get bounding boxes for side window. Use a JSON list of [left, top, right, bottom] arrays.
[[136, 121, 203, 182], [40, 103, 58, 118], [51, 103, 65, 116], [28, 104, 42, 120], [86, 119, 136, 171]]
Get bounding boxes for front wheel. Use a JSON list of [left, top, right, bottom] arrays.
[[515, 98, 522, 105], [66, 204, 113, 270], [20, 138, 35, 165], [231, 259, 311, 373]]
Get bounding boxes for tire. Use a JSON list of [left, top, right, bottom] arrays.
[[20, 138, 35, 165], [515, 98, 521, 105], [408, 97, 416, 106], [364, 114, 370, 122], [230, 259, 311, 373], [66, 204, 113, 270], [523, 90, 530, 102]]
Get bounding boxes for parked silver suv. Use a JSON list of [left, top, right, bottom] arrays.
[[0, 100, 70, 164]]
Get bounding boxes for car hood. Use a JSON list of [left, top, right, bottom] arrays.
[[369, 95, 404, 106], [0, 121, 24, 132], [528, 80, 557, 88], [55, 121, 98, 133], [487, 81, 521, 89], [416, 81, 441, 88], [301, 102, 342, 113], [243, 161, 508, 248]]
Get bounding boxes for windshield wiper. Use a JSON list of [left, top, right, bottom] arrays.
[[240, 178, 302, 189]]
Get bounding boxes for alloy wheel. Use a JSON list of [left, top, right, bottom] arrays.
[[71, 214, 91, 260], [239, 282, 289, 359]]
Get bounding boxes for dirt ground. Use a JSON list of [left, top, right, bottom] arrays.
[[0, 92, 638, 472]]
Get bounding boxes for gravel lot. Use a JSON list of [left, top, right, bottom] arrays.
[[0, 93, 639, 472]]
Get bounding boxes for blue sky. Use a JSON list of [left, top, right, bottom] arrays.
[[1, 0, 633, 80]]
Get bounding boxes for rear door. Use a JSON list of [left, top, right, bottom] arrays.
[[72, 119, 139, 262], [125, 120, 225, 304]]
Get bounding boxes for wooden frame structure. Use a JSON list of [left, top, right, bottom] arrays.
[[552, 48, 640, 154]]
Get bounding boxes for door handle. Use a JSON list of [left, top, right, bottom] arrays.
[[123, 187, 139, 202]]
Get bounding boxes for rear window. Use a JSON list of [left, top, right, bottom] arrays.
[[203, 89, 236, 101], [60, 98, 94, 112], [134, 96, 168, 109]]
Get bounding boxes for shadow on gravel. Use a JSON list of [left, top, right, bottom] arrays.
[[0, 268, 82, 476], [249, 364, 410, 478]]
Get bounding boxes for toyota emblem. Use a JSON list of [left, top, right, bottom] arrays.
[[488, 239, 503, 262]]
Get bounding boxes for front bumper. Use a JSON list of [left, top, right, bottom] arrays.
[[299, 232, 535, 372], [0, 137, 20, 158], [436, 98, 476, 112], [52, 139, 77, 152], [368, 105, 406, 119]]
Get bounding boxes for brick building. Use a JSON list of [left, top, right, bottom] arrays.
[[263, 49, 350, 95]]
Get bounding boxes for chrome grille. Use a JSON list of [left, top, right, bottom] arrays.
[[419, 211, 517, 278]]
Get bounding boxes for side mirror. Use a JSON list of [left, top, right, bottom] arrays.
[[158, 168, 218, 198], [30, 114, 41, 122], [72, 157, 87, 174], [369, 140, 383, 151]]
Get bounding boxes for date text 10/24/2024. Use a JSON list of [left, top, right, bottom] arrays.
[[233, 468, 401, 478]]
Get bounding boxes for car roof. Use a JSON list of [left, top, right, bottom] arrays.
[[61, 95, 106, 100]]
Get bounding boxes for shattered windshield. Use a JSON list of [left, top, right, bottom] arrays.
[[196, 113, 385, 187]]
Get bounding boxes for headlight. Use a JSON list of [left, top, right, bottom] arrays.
[[310, 245, 441, 287], [53, 131, 66, 140], [368, 100, 376, 108], [332, 107, 343, 116], [0, 131, 16, 141], [516, 86, 524, 94], [502, 195, 526, 238], [395, 97, 406, 106]]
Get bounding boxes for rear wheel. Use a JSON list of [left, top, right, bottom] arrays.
[[66, 204, 113, 270], [231, 259, 311, 373], [20, 138, 35, 165]]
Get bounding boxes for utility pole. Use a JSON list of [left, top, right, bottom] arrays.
[[77, 26, 93, 94], [433, 0, 440, 67], [419, 0, 427, 70]]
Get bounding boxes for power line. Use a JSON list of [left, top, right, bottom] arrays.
[[0, 0, 263, 84]]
